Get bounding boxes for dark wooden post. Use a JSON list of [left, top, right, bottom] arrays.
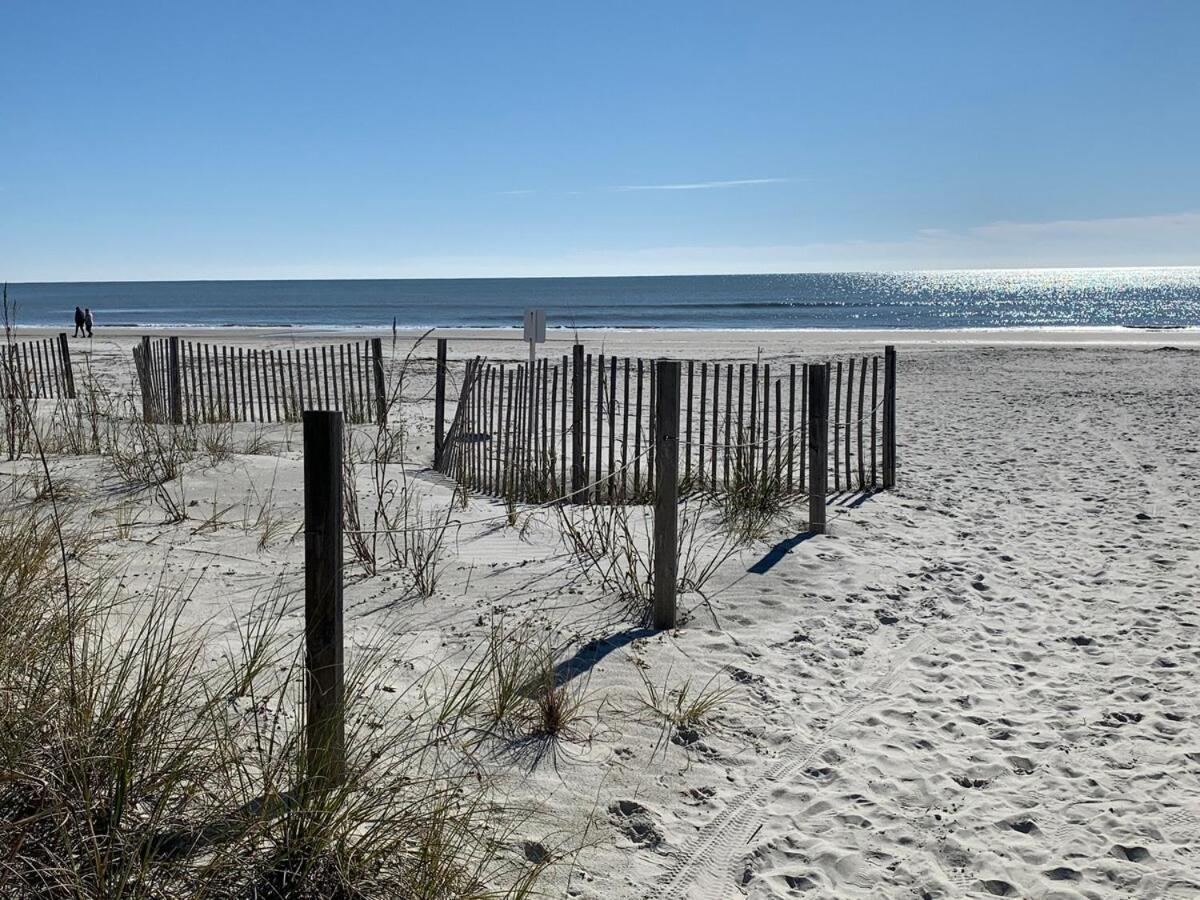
[[167, 336, 183, 425], [433, 337, 448, 469], [303, 410, 345, 789], [139, 336, 154, 422], [883, 345, 897, 488], [807, 363, 828, 534], [571, 344, 585, 502], [57, 333, 76, 399], [371, 337, 387, 425], [653, 359, 680, 630]]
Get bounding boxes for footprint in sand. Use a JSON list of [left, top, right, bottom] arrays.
[[1110, 844, 1153, 863], [608, 800, 664, 849], [1042, 866, 1082, 882]]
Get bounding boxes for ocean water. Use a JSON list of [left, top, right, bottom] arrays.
[[5, 268, 1199, 330]]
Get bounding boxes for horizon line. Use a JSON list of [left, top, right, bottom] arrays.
[[7, 264, 1200, 286]]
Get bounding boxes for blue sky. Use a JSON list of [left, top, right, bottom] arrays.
[[3, 1, 1198, 280]]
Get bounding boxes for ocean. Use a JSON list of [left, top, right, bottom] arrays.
[[5, 268, 1199, 330]]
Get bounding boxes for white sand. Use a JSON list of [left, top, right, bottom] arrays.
[[8, 326, 1200, 899]]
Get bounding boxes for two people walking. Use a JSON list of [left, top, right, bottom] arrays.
[[73, 306, 94, 338]]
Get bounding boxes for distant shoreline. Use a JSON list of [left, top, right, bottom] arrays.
[[10, 323, 1198, 332], [12, 324, 1200, 352], [7, 271, 1198, 332]]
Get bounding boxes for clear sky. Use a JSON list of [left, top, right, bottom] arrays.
[[3, 1, 1198, 281]]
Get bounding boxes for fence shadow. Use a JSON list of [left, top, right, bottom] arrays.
[[749, 485, 884, 575], [747, 532, 819, 575], [552, 626, 655, 687], [833, 488, 879, 509]]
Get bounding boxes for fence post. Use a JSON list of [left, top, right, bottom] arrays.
[[883, 345, 897, 488], [303, 410, 345, 790], [571, 344, 585, 502], [653, 359, 680, 630], [138, 336, 154, 422], [371, 337, 387, 425], [433, 337, 448, 469], [807, 363, 828, 534], [57, 333, 76, 399], [168, 336, 183, 425]]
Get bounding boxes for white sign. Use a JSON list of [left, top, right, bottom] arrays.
[[523, 308, 547, 343]]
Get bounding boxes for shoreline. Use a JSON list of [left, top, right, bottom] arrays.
[[13, 324, 1200, 350]]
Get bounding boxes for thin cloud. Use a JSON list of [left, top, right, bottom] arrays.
[[495, 178, 790, 196], [610, 177, 789, 192]]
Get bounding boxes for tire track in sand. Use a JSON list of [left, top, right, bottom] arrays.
[[643, 627, 936, 900]]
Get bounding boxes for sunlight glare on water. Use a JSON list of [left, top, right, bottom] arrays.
[[8, 267, 1200, 329]]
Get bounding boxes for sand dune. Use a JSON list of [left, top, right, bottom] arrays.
[[8, 328, 1198, 899]]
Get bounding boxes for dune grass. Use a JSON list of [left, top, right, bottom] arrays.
[[0, 352, 554, 898]]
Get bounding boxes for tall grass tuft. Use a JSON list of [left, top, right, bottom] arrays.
[[0, 501, 552, 900], [557, 495, 739, 624], [718, 425, 788, 543]]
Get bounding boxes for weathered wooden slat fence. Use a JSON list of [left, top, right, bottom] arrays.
[[1, 334, 76, 401], [133, 336, 388, 425], [434, 344, 897, 505]]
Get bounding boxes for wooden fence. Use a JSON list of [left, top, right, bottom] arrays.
[[133, 336, 388, 425], [2, 334, 76, 401], [435, 344, 896, 504]]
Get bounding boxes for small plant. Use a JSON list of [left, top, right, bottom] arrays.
[[39, 364, 119, 457], [194, 486, 236, 534], [108, 410, 195, 523], [1, 291, 35, 461], [343, 428, 377, 575], [636, 668, 733, 731], [31, 468, 79, 506], [241, 423, 276, 455], [403, 493, 452, 597], [719, 424, 788, 542], [254, 490, 289, 550], [114, 498, 137, 539], [351, 408, 453, 595], [527, 647, 587, 739], [200, 419, 236, 463], [482, 620, 538, 731], [558, 496, 738, 623]]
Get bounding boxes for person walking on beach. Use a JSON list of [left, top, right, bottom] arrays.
[[84, 308, 94, 337], [73, 306, 85, 337]]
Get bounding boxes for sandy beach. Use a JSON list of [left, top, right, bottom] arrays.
[[5, 326, 1198, 899]]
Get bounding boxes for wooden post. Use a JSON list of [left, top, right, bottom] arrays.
[[652, 359, 680, 631], [371, 337, 387, 425], [571, 344, 585, 502], [433, 337, 448, 469], [857, 357, 866, 489], [833, 361, 841, 492], [57, 333, 76, 399], [634, 358, 644, 494], [562, 355, 570, 493], [787, 363, 796, 491], [132, 341, 148, 422], [684, 360, 694, 484], [303, 410, 345, 790], [871, 356, 878, 487], [710, 363, 719, 487], [595, 353, 605, 495], [168, 336, 183, 425], [138, 336, 154, 421], [607, 356, 617, 501], [807, 363, 828, 535], [883, 345, 897, 488]]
